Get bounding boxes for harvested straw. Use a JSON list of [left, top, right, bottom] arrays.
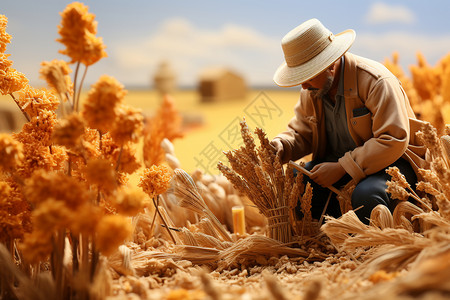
[[321, 211, 368, 247], [218, 235, 308, 269], [178, 227, 199, 246], [392, 201, 424, 230], [369, 205, 394, 229], [193, 232, 230, 250], [172, 169, 232, 242]]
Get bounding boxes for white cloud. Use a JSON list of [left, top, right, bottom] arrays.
[[365, 2, 415, 25], [352, 31, 450, 72], [112, 17, 281, 87], [110, 17, 450, 88]]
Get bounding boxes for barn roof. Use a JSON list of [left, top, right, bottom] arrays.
[[198, 67, 242, 81]]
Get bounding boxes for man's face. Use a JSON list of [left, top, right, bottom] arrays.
[[302, 67, 335, 100], [301, 66, 334, 91]]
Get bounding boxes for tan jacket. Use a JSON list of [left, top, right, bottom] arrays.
[[273, 52, 427, 182]]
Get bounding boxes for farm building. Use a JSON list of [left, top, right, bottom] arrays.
[[198, 67, 247, 102]]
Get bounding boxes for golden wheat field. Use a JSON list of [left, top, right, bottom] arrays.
[[119, 89, 299, 174], [2, 2, 450, 300]]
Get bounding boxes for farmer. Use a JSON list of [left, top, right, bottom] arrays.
[[270, 18, 427, 224]]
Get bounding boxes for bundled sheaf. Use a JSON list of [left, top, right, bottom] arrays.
[[217, 119, 310, 244]]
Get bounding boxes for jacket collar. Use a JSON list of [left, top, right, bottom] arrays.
[[343, 52, 359, 98]]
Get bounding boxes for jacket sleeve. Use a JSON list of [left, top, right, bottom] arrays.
[[271, 91, 315, 164], [339, 76, 410, 182]]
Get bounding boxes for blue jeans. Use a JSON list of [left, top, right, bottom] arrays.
[[294, 158, 417, 224]]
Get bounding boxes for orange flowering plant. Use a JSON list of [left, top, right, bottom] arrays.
[[0, 4, 154, 299]]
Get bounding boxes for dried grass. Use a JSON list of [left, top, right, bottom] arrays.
[[172, 169, 233, 242]]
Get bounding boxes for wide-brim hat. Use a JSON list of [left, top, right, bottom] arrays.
[[273, 18, 355, 87]]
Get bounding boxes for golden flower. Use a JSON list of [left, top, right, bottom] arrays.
[[17, 86, 59, 118], [99, 132, 141, 174], [110, 104, 144, 145], [20, 230, 53, 264], [69, 202, 102, 235], [31, 198, 72, 232], [0, 67, 28, 95], [0, 53, 13, 77], [81, 127, 101, 158], [16, 109, 58, 147], [0, 210, 24, 243], [0, 133, 23, 172], [95, 214, 132, 256], [39, 59, 73, 96], [138, 165, 172, 198], [113, 187, 149, 216], [24, 169, 90, 209], [52, 113, 85, 149], [85, 158, 117, 192], [115, 145, 141, 174], [0, 180, 31, 242], [57, 2, 107, 66], [15, 144, 56, 177], [82, 75, 126, 133], [0, 15, 12, 53]]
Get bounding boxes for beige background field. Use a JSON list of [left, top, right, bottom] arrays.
[[1, 89, 301, 175], [126, 89, 299, 174]]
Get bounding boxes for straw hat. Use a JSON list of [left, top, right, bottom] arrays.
[[273, 18, 355, 87]]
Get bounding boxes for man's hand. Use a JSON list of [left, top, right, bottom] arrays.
[[310, 162, 346, 187], [269, 139, 284, 157]]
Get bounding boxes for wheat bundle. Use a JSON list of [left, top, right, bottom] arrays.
[[321, 211, 368, 247], [218, 119, 309, 244], [171, 169, 233, 242], [412, 211, 450, 228], [356, 244, 425, 277], [342, 227, 428, 251], [217, 235, 308, 269], [197, 217, 221, 240], [193, 232, 230, 250], [178, 227, 199, 246], [175, 245, 221, 265], [369, 204, 394, 229], [392, 201, 424, 230]]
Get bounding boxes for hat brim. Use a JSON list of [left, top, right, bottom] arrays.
[[273, 29, 355, 88]]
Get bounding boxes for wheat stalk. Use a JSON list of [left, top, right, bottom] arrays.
[[172, 169, 233, 242]]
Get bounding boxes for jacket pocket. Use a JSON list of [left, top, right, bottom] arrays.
[[350, 113, 373, 142], [352, 106, 370, 117]]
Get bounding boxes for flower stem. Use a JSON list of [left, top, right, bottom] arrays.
[[115, 144, 124, 172], [75, 65, 88, 112], [72, 62, 81, 112], [153, 195, 177, 244], [9, 93, 30, 122]]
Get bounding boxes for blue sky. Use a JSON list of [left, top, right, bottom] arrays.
[[2, 0, 450, 88]]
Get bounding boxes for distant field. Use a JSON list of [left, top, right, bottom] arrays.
[[1, 89, 301, 175], [123, 89, 300, 174]]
